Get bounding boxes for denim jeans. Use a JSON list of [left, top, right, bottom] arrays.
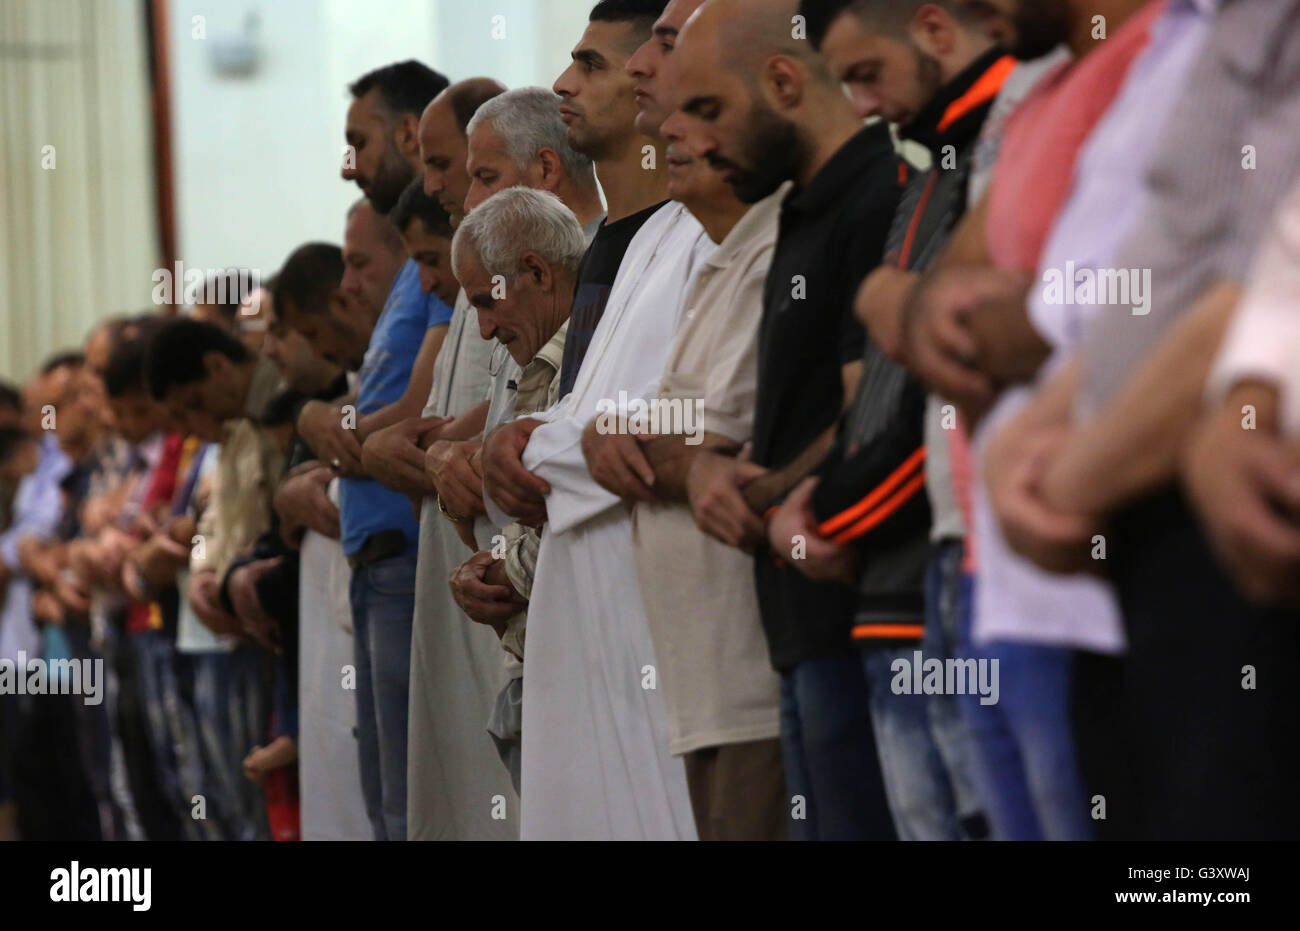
[[59, 622, 117, 839], [97, 622, 146, 841], [188, 648, 267, 841], [860, 645, 965, 841], [778, 652, 895, 840], [957, 576, 1093, 841], [922, 541, 988, 837], [349, 548, 417, 841], [132, 629, 215, 840]]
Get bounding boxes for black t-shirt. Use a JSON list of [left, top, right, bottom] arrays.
[[557, 201, 669, 399], [752, 122, 903, 672]]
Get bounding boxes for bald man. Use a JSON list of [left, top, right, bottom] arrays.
[[419, 77, 509, 229], [396, 77, 519, 842], [672, 0, 905, 840]]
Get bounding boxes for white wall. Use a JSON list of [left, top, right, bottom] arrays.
[[168, 0, 596, 279], [0, 0, 159, 381]]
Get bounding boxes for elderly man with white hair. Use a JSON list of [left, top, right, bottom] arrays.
[[441, 187, 588, 794], [403, 89, 605, 844]]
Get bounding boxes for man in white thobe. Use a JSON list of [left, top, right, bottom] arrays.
[[298, 501, 371, 841], [486, 200, 715, 839]]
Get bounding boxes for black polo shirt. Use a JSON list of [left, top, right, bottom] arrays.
[[753, 121, 903, 672]]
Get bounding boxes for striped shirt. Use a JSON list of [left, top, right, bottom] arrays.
[[1079, 0, 1300, 414]]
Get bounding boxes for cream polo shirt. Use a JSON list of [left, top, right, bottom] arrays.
[[630, 187, 787, 756], [191, 355, 284, 578]]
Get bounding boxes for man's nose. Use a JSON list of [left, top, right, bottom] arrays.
[[847, 86, 882, 121]]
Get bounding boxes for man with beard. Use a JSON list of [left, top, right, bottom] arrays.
[[777, 0, 1008, 842], [296, 60, 455, 840], [869, 0, 1163, 839], [605, 0, 787, 840], [975, 0, 1300, 839], [669, 0, 903, 840]]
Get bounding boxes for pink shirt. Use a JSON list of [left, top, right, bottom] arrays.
[[964, 1, 1165, 573], [986, 1, 1166, 273]]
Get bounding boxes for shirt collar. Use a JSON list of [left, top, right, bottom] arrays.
[[902, 48, 1016, 153], [243, 354, 282, 421], [529, 319, 569, 376], [704, 183, 788, 271], [783, 122, 894, 218]]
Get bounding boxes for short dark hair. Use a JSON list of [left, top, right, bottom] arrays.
[[273, 243, 344, 318], [589, 0, 667, 27], [0, 381, 21, 413], [390, 178, 454, 238], [0, 426, 35, 467], [103, 319, 164, 399], [145, 319, 251, 401], [188, 268, 258, 321], [39, 351, 85, 376], [800, 0, 980, 48], [349, 60, 451, 119]]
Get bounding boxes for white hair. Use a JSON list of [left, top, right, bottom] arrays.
[[452, 186, 587, 285], [465, 86, 597, 191]]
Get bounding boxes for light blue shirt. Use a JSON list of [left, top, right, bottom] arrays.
[[0, 433, 72, 661], [339, 259, 454, 556]]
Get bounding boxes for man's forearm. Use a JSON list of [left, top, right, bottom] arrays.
[[357, 395, 421, 442], [642, 433, 740, 501], [1043, 282, 1240, 515], [968, 285, 1049, 385], [357, 324, 449, 441], [425, 401, 490, 447], [742, 426, 837, 513]]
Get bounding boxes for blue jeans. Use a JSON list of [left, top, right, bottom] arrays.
[[922, 541, 988, 836], [60, 622, 117, 839], [860, 644, 964, 841], [133, 629, 212, 840], [349, 548, 417, 841], [779, 653, 896, 841], [190, 648, 267, 841], [957, 575, 1093, 841]]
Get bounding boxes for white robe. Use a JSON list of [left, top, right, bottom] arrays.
[[298, 523, 371, 841], [407, 294, 518, 840], [516, 204, 714, 839]]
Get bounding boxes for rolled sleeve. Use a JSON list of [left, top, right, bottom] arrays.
[[1207, 179, 1300, 435], [519, 412, 619, 535]]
